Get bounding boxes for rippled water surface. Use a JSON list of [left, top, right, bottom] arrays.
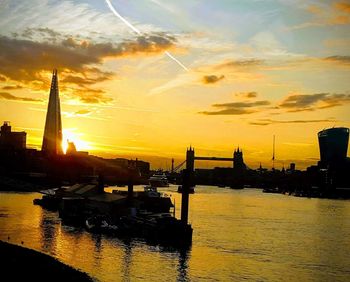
[[1, 186, 350, 281]]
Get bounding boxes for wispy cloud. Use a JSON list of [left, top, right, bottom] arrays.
[[75, 109, 92, 116], [324, 55, 350, 65], [71, 88, 113, 104], [62, 109, 109, 121], [279, 93, 350, 112], [235, 92, 258, 99], [0, 92, 42, 102], [334, 2, 350, 14], [0, 0, 146, 39], [249, 118, 337, 126], [324, 38, 350, 49], [200, 91, 350, 116], [288, 1, 350, 30], [282, 142, 314, 147], [1, 85, 23, 90], [61, 73, 112, 88], [149, 0, 179, 14], [199, 100, 270, 115], [217, 59, 264, 69], [148, 72, 196, 96]]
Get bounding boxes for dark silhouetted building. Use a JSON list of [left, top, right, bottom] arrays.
[[112, 158, 150, 176], [318, 127, 349, 167], [290, 163, 295, 172], [233, 147, 246, 171], [66, 141, 77, 155], [134, 159, 150, 176], [42, 69, 63, 155], [0, 121, 26, 150]]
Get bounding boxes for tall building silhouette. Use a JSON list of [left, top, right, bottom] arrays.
[[233, 147, 246, 171], [42, 69, 63, 155], [0, 121, 26, 150], [318, 127, 349, 166]]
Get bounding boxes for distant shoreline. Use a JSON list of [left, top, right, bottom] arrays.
[[0, 175, 45, 192], [0, 241, 94, 281]]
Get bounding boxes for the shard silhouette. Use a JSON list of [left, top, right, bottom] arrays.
[[42, 69, 63, 155]]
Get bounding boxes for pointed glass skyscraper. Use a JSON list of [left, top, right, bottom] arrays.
[[42, 69, 63, 155]]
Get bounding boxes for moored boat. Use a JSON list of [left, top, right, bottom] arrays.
[[148, 171, 169, 187]]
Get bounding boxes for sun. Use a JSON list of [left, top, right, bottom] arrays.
[[62, 129, 91, 154]]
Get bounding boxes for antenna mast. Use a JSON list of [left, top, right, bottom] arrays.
[[272, 135, 275, 170]]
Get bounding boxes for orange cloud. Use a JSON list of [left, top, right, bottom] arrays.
[[279, 93, 350, 112], [70, 88, 113, 104], [249, 118, 337, 126], [329, 15, 350, 24], [202, 75, 225, 84], [61, 73, 112, 87], [75, 109, 92, 115], [0, 32, 177, 82], [2, 85, 23, 90], [307, 5, 323, 15], [0, 29, 179, 104], [235, 92, 258, 99], [0, 92, 42, 102], [290, 2, 350, 30], [200, 100, 270, 115], [323, 38, 350, 48], [324, 55, 350, 65], [216, 59, 263, 69], [334, 2, 350, 13], [200, 91, 350, 116]]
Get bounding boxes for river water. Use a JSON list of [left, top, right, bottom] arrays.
[[0, 186, 350, 281]]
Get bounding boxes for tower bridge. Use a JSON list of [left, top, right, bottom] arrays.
[[174, 147, 246, 173], [180, 146, 246, 224]]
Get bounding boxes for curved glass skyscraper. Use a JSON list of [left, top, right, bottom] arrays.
[[318, 127, 349, 166]]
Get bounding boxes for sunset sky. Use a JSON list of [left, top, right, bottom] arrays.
[[0, 0, 349, 169]]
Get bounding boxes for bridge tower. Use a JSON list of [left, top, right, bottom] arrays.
[[181, 147, 195, 224]]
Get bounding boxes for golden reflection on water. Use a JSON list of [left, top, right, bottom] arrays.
[[1, 187, 350, 281]]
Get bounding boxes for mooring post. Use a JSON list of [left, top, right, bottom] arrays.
[[98, 174, 104, 194], [181, 147, 194, 224], [127, 176, 134, 205], [128, 183, 133, 197]]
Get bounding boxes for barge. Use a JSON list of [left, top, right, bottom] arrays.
[[34, 179, 193, 246]]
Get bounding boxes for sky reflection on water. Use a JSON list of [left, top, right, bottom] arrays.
[[1, 187, 350, 281]]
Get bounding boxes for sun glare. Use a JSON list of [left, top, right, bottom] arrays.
[[62, 129, 91, 154]]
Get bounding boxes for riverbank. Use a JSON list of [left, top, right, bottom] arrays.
[[0, 241, 94, 281]]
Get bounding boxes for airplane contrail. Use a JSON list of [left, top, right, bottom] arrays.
[[164, 51, 189, 72], [105, 0, 189, 72], [105, 0, 142, 35]]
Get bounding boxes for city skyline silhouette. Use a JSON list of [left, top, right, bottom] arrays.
[[0, 0, 349, 170]]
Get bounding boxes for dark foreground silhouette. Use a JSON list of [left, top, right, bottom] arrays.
[[0, 241, 94, 281]]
